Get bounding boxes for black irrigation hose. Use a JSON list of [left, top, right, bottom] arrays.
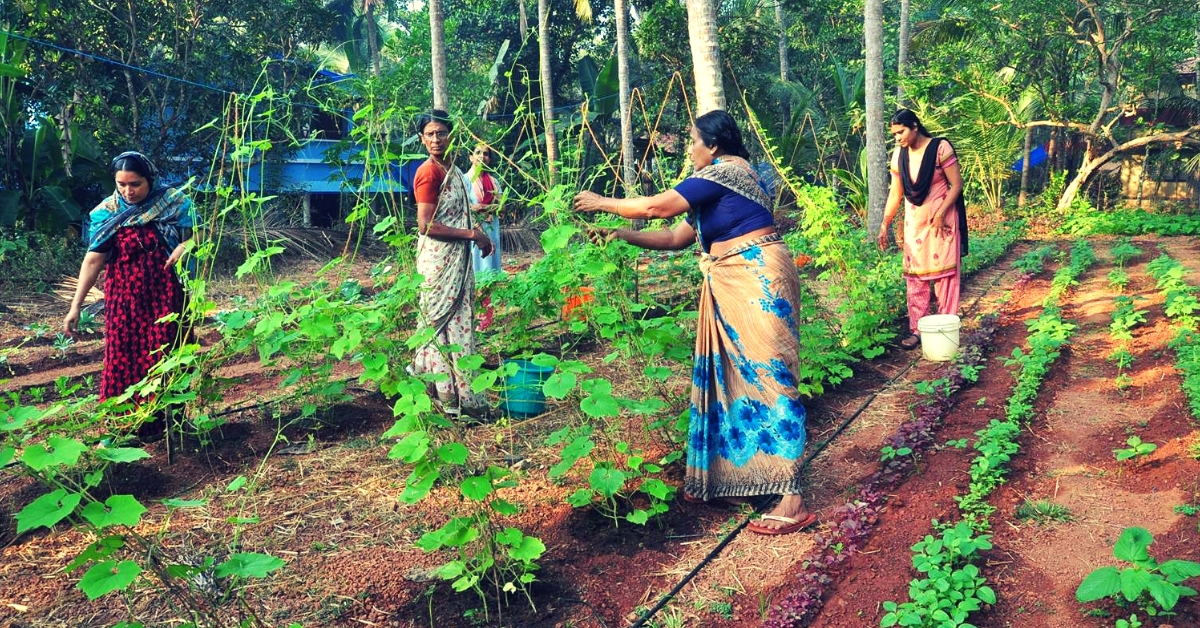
[[626, 357, 918, 628]]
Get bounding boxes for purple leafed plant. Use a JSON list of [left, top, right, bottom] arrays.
[[763, 312, 1003, 628]]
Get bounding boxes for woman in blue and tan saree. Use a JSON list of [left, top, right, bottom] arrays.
[[573, 110, 815, 535], [411, 110, 496, 419]]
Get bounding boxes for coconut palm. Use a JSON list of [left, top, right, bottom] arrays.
[[686, 0, 725, 113], [616, 0, 636, 195], [431, 0, 448, 108], [864, 0, 888, 238]]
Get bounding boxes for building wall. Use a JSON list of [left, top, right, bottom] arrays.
[[1119, 154, 1200, 208]]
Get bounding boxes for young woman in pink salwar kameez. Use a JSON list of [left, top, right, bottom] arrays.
[[878, 109, 968, 350]]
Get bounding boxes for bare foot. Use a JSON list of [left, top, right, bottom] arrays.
[[756, 494, 813, 532]]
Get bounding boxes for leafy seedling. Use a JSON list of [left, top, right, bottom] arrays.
[[1114, 436, 1157, 462]]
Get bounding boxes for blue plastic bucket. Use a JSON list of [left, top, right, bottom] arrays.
[[502, 359, 555, 417]]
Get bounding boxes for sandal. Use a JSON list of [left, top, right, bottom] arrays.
[[747, 512, 818, 535], [900, 333, 921, 350]]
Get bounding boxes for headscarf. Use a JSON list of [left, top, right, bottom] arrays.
[[88, 152, 196, 253]]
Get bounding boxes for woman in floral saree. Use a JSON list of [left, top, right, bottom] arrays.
[[573, 110, 815, 535], [411, 110, 496, 418]]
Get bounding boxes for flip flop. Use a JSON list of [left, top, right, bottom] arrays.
[[900, 334, 921, 350], [747, 512, 818, 536]]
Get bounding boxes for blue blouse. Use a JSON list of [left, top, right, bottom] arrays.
[[676, 178, 775, 253]]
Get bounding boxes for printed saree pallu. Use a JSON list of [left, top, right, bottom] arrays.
[[684, 235, 807, 500]]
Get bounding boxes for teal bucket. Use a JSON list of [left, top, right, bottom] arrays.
[[502, 359, 554, 417]]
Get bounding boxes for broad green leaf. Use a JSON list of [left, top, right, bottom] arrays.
[[399, 462, 439, 504], [542, 372, 577, 399], [470, 369, 500, 394], [639, 478, 674, 501], [226, 476, 247, 492], [388, 431, 430, 463], [360, 352, 389, 379], [1113, 527, 1153, 563], [1119, 568, 1154, 601], [0, 445, 14, 466], [219, 310, 255, 330], [626, 509, 649, 525], [436, 443, 470, 465], [16, 489, 82, 533], [80, 495, 147, 529], [1146, 578, 1182, 611], [548, 436, 594, 479], [425, 517, 479, 549], [588, 467, 627, 499], [65, 535, 125, 573], [491, 499, 519, 516], [438, 560, 465, 579], [78, 560, 142, 600], [95, 447, 151, 463], [460, 476, 493, 501], [23, 437, 87, 470], [1076, 566, 1122, 602], [1, 405, 43, 431], [214, 553, 286, 578], [235, 245, 285, 278], [1159, 560, 1200, 583], [567, 488, 594, 507], [495, 527, 521, 546], [643, 366, 672, 381], [452, 573, 479, 592], [540, 224, 579, 252], [580, 390, 619, 417], [506, 533, 545, 562]]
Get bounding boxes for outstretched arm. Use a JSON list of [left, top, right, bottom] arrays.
[[574, 189, 691, 221], [592, 220, 696, 251]]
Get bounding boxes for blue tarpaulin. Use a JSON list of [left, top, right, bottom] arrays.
[[1012, 145, 1048, 172]]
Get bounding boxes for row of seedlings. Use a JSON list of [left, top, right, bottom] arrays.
[[762, 243, 1052, 628], [1106, 239, 1146, 393], [880, 240, 1096, 628], [1146, 253, 1200, 421]]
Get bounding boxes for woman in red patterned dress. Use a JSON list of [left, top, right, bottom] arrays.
[[64, 152, 197, 441]]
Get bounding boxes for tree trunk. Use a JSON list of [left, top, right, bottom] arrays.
[[775, 0, 790, 134], [1056, 123, 1200, 212], [897, 0, 910, 106], [685, 0, 724, 114], [366, 2, 381, 77], [616, 0, 636, 196], [864, 0, 888, 239], [538, 0, 559, 186], [430, 0, 449, 110], [1018, 126, 1033, 208]]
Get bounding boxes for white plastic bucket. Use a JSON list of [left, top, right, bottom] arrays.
[[917, 314, 961, 362]]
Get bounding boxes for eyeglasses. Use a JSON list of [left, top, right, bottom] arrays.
[[423, 130, 449, 140]]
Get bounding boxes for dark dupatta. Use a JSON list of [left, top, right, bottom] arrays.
[[899, 137, 969, 256]]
